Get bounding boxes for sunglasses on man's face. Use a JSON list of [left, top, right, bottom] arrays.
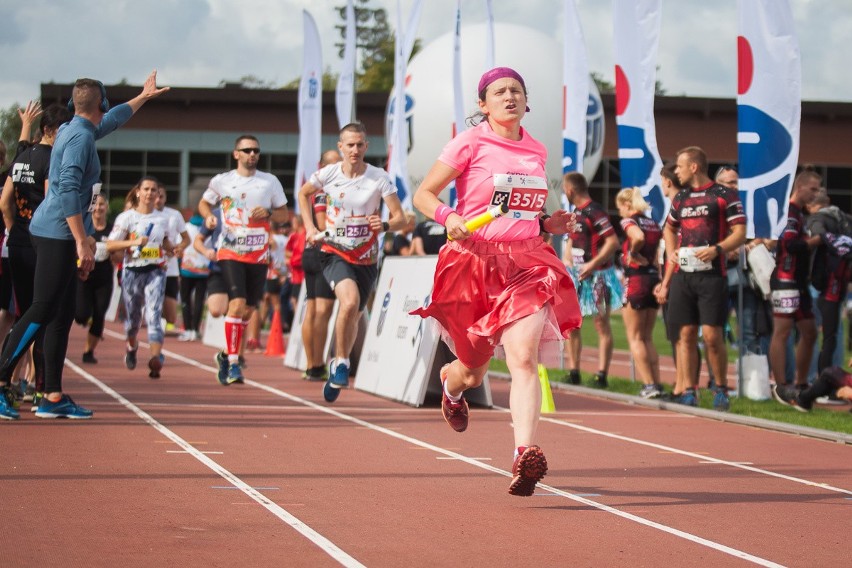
[[238, 148, 261, 155]]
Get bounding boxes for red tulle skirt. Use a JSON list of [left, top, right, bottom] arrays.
[[411, 237, 581, 368]]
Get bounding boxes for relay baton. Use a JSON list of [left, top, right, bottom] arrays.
[[447, 203, 509, 241], [132, 223, 155, 259]]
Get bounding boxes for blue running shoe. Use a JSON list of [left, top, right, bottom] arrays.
[[226, 363, 244, 385], [677, 389, 698, 407], [712, 387, 730, 412], [35, 394, 93, 419], [323, 379, 341, 403], [329, 362, 350, 389], [0, 387, 20, 420], [215, 351, 229, 385]]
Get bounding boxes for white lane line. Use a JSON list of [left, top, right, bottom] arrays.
[[500, 407, 852, 498], [154, 336, 852, 498], [94, 338, 811, 564], [241, 379, 784, 568], [166, 450, 224, 455], [64, 359, 366, 568]]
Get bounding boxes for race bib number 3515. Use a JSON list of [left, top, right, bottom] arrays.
[[491, 174, 548, 220]]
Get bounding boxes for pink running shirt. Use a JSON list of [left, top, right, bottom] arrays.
[[438, 121, 548, 242]]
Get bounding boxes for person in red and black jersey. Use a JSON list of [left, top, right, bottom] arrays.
[[300, 149, 342, 382], [768, 170, 821, 390], [616, 187, 663, 398], [561, 172, 621, 388], [805, 189, 852, 373], [656, 146, 746, 410], [773, 365, 852, 412]]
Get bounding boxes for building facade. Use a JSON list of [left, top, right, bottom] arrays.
[[41, 83, 852, 215]]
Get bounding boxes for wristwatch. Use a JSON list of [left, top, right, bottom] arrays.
[[715, 244, 724, 257]]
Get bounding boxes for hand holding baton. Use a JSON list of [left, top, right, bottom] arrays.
[[447, 203, 509, 241], [132, 223, 155, 259]]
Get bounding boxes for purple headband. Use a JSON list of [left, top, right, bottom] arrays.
[[477, 67, 530, 112]]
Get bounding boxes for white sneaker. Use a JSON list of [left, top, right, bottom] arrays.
[[815, 395, 848, 406], [177, 330, 197, 342]]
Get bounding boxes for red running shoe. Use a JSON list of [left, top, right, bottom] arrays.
[[440, 364, 468, 432], [509, 445, 548, 496]]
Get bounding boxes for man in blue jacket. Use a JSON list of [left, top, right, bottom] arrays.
[[0, 71, 168, 420]]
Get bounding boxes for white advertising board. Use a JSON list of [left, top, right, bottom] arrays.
[[356, 256, 492, 408]]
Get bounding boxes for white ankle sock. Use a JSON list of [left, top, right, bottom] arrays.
[[443, 380, 461, 403]]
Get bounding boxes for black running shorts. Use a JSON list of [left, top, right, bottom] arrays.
[[321, 253, 377, 311], [303, 247, 334, 301], [666, 271, 727, 338], [218, 260, 268, 307]]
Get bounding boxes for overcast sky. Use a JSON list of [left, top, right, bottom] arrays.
[[2, 0, 850, 111]]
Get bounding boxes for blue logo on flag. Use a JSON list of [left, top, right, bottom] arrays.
[[563, 92, 605, 175], [737, 104, 794, 237], [617, 125, 664, 223], [308, 77, 318, 99]]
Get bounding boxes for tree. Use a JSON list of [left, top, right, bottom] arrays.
[[333, 0, 419, 92], [282, 67, 341, 91], [218, 75, 278, 89], [0, 103, 24, 166], [334, 0, 391, 64], [591, 71, 614, 95]]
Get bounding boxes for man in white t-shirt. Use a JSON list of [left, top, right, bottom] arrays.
[[298, 122, 405, 403], [198, 135, 289, 385]]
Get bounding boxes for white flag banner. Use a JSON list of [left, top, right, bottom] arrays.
[[484, 0, 495, 71], [294, 10, 323, 213], [452, 0, 466, 138], [737, 0, 801, 239], [335, 0, 356, 128], [613, 0, 666, 223], [562, 0, 589, 176], [386, 0, 422, 211], [403, 0, 423, 62]]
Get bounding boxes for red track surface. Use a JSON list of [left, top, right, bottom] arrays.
[[2, 321, 849, 567]]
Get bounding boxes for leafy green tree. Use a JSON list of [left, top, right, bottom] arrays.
[[218, 75, 278, 89], [332, 0, 419, 92], [0, 103, 24, 166], [282, 68, 340, 91]]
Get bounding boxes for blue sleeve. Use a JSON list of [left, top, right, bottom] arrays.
[[94, 103, 133, 140], [57, 133, 89, 219]]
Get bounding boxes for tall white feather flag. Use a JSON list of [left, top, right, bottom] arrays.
[[452, 0, 465, 138], [335, 0, 356, 128], [613, 0, 666, 223], [484, 0, 495, 71], [403, 0, 423, 63], [562, 0, 589, 176], [737, 0, 801, 239], [386, 0, 422, 212], [294, 10, 323, 213]]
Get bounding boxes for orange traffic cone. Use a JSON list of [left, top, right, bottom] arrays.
[[264, 310, 286, 357]]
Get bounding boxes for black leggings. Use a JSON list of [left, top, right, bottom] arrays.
[[816, 296, 842, 373], [180, 277, 208, 333], [0, 237, 77, 392], [7, 244, 45, 389], [75, 263, 114, 338]]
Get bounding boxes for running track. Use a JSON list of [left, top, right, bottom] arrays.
[[2, 322, 849, 567]]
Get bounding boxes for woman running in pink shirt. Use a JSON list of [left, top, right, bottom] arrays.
[[412, 67, 581, 496]]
